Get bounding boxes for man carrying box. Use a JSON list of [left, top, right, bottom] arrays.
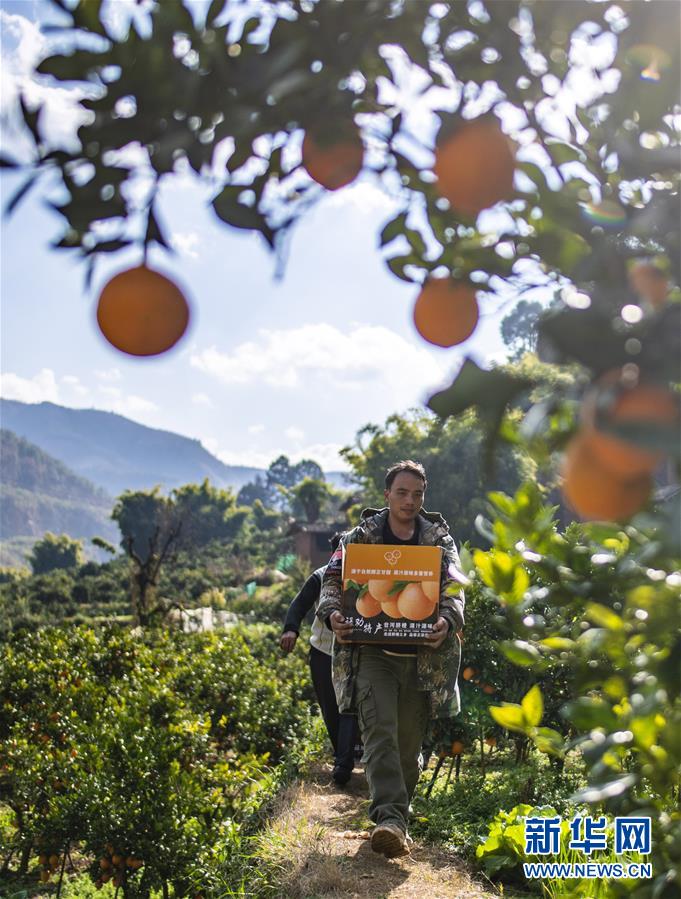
[[317, 460, 465, 859]]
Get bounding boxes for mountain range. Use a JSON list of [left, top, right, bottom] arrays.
[[0, 399, 351, 567], [0, 399, 267, 496]]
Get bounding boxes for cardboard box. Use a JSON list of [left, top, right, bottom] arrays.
[[341, 543, 442, 644]]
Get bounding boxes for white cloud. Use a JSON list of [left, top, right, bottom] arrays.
[[214, 447, 280, 470], [248, 423, 265, 435], [170, 231, 201, 259], [60, 374, 89, 397], [0, 368, 59, 403], [1, 368, 157, 422], [95, 368, 122, 382], [289, 442, 349, 472], [212, 441, 349, 473], [119, 395, 157, 415], [285, 425, 304, 442], [192, 392, 213, 407], [191, 322, 452, 407]]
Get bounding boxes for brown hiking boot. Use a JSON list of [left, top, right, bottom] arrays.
[[370, 823, 409, 858]]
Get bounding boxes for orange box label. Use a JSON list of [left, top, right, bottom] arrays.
[[341, 543, 442, 643]]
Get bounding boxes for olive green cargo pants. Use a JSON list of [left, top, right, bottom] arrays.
[[355, 645, 430, 833]]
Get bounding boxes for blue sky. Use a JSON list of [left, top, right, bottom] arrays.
[[0, 0, 517, 473]]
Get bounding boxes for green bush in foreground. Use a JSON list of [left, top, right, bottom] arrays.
[[0, 624, 314, 897]]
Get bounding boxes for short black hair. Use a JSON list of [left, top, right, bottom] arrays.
[[329, 532, 342, 551], [385, 460, 427, 490]]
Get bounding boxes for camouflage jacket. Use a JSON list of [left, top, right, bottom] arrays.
[[316, 507, 465, 719]]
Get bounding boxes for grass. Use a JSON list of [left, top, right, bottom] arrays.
[[411, 747, 587, 861]]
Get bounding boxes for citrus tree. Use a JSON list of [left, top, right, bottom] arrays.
[[4, 0, 679, 517]]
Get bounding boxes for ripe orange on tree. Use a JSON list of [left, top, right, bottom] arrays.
[[462, 666, 475, 680], [580, 374, 679, 478], [96, 265, 191, 357], [433, 117, 515, 216], [561, 433, 652, 522], [301, 124, 363, 191], [413, 278, 480, 347], [451, 740, 464, 755], [628, 261, 670, 310]]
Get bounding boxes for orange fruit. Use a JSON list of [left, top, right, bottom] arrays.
[[397, 583, 436, 621], [561, 434, 652, 522], [96, 265, 191, 357], [485, 736, 497, 747], [49, 854, 59, 867], [100, 858, 111, 870], [356, 593, 382, 618], [413, 279, 479, 347], [581, 378, 679, 477], [451, 740, 464, 755], [381, 598, 402, 619], [433, 117, 515, 216], [421, 580, 439, 604], [482, 684, 495, 695], [366, 579, 393, 604], [462, 667, 475, 680], [628, 261, 670, 310], [302, 126, 363, 190]]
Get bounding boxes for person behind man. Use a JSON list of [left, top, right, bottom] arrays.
[[279, 535, 360, 785], [317, 460, 464, 858]]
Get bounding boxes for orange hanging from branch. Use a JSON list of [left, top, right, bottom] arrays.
[[413, 279, 479, 347], [433, 117, 515, 216], [96, 265, 191, 357]]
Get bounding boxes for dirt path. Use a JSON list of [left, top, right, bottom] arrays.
[[253, 762, 502, 898]]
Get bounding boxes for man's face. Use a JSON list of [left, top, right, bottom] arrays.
[[384, 471, 426, 523]]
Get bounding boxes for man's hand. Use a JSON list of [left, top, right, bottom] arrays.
[[279, 631, 298, 653], [329, 610, 353, 643], [425, 617, 450, 650]]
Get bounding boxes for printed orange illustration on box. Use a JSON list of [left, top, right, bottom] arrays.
[[341, 543, 442, 643]]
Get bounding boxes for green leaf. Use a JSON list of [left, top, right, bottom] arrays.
[[517, 161, 549, 192], [379, 212, 407, 247], [428, 358, 534, 426], [540, 637, 576, 651], [4, 174, 39, 217], [405, 227, 427, 257], [213, 189, 274, 246], [502, 640, 541, 667], [386, 254, 419, 283], [521, 685, 543, 727], [36, 49, 106, 81], [489, 703, 526, 733], [545, 139, 586, 165], [533, 727, 564, 756], [585, 603, 624, 631], [562, 696, 617, 732], [206, 0, 226, 26]]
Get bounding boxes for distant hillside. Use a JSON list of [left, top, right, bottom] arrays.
[[1, 399, 352, 496], [1, 399, 263, 496], [0, 429, 117, 550]]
